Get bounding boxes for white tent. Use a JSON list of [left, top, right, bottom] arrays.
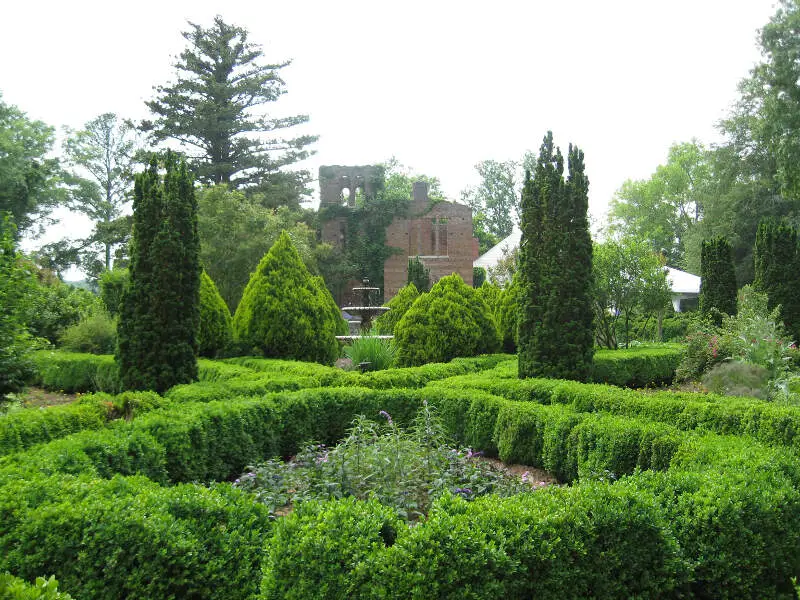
[[474, 230, 701, 312]]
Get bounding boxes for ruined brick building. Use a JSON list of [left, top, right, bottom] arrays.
[[319, 165, 479, 304]]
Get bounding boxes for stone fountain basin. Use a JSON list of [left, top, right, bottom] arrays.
[[341, 306, 391, 313]]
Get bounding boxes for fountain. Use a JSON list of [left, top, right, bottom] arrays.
[[336, 279, 393, 344]]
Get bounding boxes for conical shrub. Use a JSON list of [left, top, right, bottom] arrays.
[[394, 273, 499, 366], [199, 270, 233, 357], [233, 232, 343, 364]]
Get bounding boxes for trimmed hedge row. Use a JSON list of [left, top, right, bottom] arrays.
[[30, 351, 120, 393], [3, 384, 800, 597], [166, 376, 321, 404], [0, 391, 166, 457], [429, 373, 800, 453], [591, 344, 685, 387], [0, 474, 271, 600], [226, 354, 515, 389]]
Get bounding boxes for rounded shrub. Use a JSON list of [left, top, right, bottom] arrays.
[[394, 273, 500, 366], [374, 282, 419, 335], [496, 278, 520, 353], [233, 232, 343, 365], [58, 311, 117, 355], [198, 270, 233, 358]]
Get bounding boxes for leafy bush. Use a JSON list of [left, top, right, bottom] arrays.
[[57, 311, 116, 354], [235, 407, 532, 520], [343, 335, 396, 371], [233, 232, 342, 364], [495, 276, 520, 353], [373, 282, 419, 335], [0, 573, 73, 599], [198, 270, 232, 358], [20, 281, 101, 345], [394, 273, 500, 366], [701, 361, 770, 398]]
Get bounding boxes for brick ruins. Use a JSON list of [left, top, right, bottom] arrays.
[[319, 165, 479, 304]]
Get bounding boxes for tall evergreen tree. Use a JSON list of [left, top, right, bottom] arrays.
[[754, 219, 800, 341], [117, 153, 200, 393], [518, 132, 594, 381], [143, 16, 316, 203], [699, 236, 737, 318]]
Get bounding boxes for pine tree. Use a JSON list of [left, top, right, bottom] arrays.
[[754, 219, 800, 341], [143, 17, 316, 199], [518, 132, 594, 381], [117, 154, 200, 392], [699, 237, 737, 317]]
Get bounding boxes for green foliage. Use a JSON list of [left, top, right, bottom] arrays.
[[460, 159, 519, 240], [592, 237, 671, 349], [343, 335, 396, 371], [0, 95, 62, 237], [701, 361, 770, 399], [591, 345, 685, 388], [143, 17, 315, 194], [394, 274, 500, 366], [117, 154, 200, 393], [374, 282, 419, 335], [699, 236, 737, 317], [238, 407, 530, 521], [261, 497, 401, 600], [30, 351, 120, 393], [57, 311, 116, 355], [754, 219, 800, 341], [0, 217, 35, 404], [57, 113, 137, 276], [495, 276, 520, 353], [20, 280, 101, 345], [518, 132, 594, 381], [197, 185, 321, 311], [608, 140, 709, 267], [198, 270, 232, 358], [233, 232, 341, 364], [406, 256, 430, 293], [472, 266, 486, 288], [98, 268, 128, 316], [0, 574, 73, 599]]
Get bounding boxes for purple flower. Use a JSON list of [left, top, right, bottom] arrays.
[[521, 471, 530, 483], [465, 448, 484, 459], [378, 410, 393, 425]]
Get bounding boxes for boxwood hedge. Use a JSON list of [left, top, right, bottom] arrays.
[[4, 350, 800, 598]]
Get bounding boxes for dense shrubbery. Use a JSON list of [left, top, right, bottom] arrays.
[[6, 350, 800, 597], [30, 351, 120, 393], [198, 270, 232, 358], [0, 574, 73, 599], [373, 282, 418, 335], [394, 274, 499, 366], [592, 344, 684, 387], [233, 232, 344, 364], [57, 311, 116, 355]]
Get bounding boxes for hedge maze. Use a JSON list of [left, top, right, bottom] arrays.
[[2, 348, 799, 598]]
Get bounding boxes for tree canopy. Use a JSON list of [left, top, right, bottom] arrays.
[[143, 16, 317, 202], [0, 95, 63, 237]]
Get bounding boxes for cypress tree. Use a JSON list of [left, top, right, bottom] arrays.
[[407, 256, 431, 292], [117, 154, 200, 392], [754, 219, 800, 341], [518, 132, 594, 381], [699, 236, 737, 317]]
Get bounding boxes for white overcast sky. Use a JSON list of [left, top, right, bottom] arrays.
[[1, 0, 778, 244]]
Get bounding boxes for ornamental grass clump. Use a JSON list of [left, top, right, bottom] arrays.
[[343, 334, 396, 371], [233, 404, 538, 521]]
